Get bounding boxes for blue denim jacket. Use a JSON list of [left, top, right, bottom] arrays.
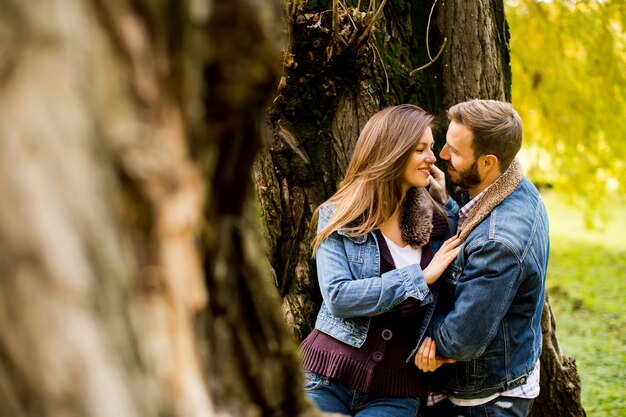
[[313, 198, 458, 360], [431, 178, 550, 399]]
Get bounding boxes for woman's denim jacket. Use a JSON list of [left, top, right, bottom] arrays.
[[431, 178, 550, 399], [313, 198, 458, 362]]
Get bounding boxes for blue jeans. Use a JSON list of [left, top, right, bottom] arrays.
[[303, 371, 420, 417], [423, 397, 535, 417]]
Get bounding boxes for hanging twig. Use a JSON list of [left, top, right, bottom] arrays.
[[336, 0, 355, 47], [338, 1, 358, 32], [409, 0, 446, 76], [426, 0, 439, 60], [347, 20, 361, 46], [332, 0, 339, 45], [355, 0, 388, 46], [372, 42, 390, 93], [409, 37, 447, 76]]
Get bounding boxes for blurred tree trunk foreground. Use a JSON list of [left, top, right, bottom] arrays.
[[257, 1, 586, 416], [0, 1, 584, 417], [0, 0, 319, 416]]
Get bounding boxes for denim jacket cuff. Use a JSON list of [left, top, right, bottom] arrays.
[[444, 196, 459, 215], [399, 264, 432, 305]]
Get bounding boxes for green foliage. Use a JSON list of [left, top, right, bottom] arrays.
[[543, 192, 626, 416], [506, 0, 626, 227], [509, 4, 626, 411]]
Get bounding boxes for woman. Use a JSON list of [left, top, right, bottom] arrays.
[[300, 104, 461, 417]]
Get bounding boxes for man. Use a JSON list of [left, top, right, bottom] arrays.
[[416, 99, 550, 417]]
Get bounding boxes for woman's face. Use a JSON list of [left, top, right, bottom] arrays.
[[402, 126, 436, 193]]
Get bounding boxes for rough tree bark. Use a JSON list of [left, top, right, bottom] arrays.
[[437, 0, 511, 106], [257, 0, 586, 416], [0, 1, 321, 417], [0, 1, 210, 415]]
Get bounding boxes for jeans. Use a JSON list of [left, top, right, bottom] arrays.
[[303, 371, 420, 417], [421, 397, 535, 417]]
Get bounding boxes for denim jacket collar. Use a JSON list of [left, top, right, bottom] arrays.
[[336, 229, 367, 244]]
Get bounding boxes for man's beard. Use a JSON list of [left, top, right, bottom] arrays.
[[449, 160, 482, 190]]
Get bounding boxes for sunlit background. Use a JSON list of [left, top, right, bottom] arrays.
[[505, 1, 625, 415]]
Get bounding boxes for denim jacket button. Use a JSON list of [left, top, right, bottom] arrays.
[[381, 329, 393, 340], [372, 351, 384, 362]]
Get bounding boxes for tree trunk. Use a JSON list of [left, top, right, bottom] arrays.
[[0, 0, 320, 416], [195, 1, 330, 414], [437, 0, 512, 106], [0, 0, 210, 415], [257, 0, 586, 416], [530, 295, 587, 417]]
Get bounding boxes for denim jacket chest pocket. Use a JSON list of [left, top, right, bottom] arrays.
[[338, 231, 380, 279]]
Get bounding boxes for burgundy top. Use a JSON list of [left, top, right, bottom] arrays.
[[301, 219, 447, 397]]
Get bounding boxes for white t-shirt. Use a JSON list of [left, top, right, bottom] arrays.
[[382, 234, 422, 268]]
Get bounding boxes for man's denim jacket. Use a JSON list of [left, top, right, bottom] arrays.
[[431, 177, 550, 399], [313, 198, 458, 361]]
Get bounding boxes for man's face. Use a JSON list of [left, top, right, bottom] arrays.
[[439, 121, 483, 192]]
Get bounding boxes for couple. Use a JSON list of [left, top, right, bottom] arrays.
[[300, 99, 549, 417]]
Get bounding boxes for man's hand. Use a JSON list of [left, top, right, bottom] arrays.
[[428, 165, 448, 205], [415, 337, 456, 372]]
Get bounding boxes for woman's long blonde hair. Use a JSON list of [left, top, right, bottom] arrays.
[[311, 104, 435, 253]]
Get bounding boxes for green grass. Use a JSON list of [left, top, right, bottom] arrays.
[[542, 191, 626, 417]]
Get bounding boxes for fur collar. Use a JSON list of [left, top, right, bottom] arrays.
[[399, 187, 434, 248], [458, 158, 523, 241]]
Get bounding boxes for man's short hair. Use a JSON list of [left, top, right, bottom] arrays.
[[448, 99, 523, 171]]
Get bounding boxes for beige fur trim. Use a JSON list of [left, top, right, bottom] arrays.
[[458, 159, 523, 241]]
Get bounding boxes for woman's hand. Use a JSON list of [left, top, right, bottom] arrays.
[[422, 236, 461, 285], [414, 337, 456, 372], [428, 165, 448, 205]]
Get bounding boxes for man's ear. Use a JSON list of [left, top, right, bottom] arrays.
[[481, 154, 500, 174]]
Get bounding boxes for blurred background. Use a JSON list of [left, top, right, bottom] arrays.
[[506, 1, 625, 415]]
